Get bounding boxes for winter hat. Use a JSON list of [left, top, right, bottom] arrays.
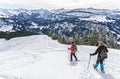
[[71, 42, 75, 44]]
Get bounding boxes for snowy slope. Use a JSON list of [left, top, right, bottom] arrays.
[[0, 35, 120, 79], [80, 15, 115, 22]]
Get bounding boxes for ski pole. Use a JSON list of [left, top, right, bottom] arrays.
[[77, 50, 79, 60], [68, 47, 70, 61], [87, 56, 91, 70]]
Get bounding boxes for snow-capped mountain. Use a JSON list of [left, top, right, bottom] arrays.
[[0, 8, 120, 42], [0, 35, 120, 79]]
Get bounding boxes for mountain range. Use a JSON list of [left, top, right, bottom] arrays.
[[0, 8, 120, 43]]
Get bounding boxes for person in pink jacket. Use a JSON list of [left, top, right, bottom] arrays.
[[68, 42, 78, 61]]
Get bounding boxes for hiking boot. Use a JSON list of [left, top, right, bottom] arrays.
[[93, 64, 98, 70], [100, 64, 104, 73], [94, 66, 98, 70]]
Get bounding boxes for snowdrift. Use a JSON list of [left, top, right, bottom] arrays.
[[0, 35, 120, 79]]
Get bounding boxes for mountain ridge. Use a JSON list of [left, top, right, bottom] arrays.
[[0, 8, 120, 44]]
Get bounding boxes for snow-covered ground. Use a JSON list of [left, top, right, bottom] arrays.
[[0, 35, 120, 79], [80, 15, 115, 22]]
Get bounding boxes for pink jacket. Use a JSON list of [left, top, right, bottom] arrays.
[[68, 44, 75, 54]]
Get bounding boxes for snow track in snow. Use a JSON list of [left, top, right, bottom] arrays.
[[0, 35, 119, 79]]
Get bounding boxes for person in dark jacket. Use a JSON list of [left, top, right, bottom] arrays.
[[68, 42, 78, 61], [90, 41, 108, 73]]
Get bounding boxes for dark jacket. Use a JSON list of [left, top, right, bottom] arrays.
[[91, 45, 108, 59]]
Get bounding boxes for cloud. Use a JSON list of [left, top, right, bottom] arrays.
[[0, 0, 120, 9]]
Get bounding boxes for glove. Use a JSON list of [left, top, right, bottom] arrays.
[[90, 54, 93, 56]]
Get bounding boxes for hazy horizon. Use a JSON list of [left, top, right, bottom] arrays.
[[0, 0, 120, 10]]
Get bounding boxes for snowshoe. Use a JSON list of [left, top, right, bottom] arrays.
[[93, 64, 98, 70], [101, 70, 105, 73]]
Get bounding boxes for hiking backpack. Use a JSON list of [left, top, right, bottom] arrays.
[[100, 48, 108, 59], [73, 45, 77, 53]]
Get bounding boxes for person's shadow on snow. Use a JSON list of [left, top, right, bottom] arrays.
[[70, 61, 78, 66]]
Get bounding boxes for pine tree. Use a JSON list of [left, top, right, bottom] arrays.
[[89, 26, 99, 45], [48, 32, 52, 37], [51, 33, 58, 40], [73, 33, 80, 45], [107, 32, 117, 48], [79, 30, 90, 45], [101, 26, 107, 43]]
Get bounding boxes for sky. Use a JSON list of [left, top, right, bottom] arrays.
[[0, 0, 120, 10]]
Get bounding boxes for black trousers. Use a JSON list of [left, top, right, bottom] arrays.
[[70, 54, 78, 61], [96, 58, 104, 64]]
